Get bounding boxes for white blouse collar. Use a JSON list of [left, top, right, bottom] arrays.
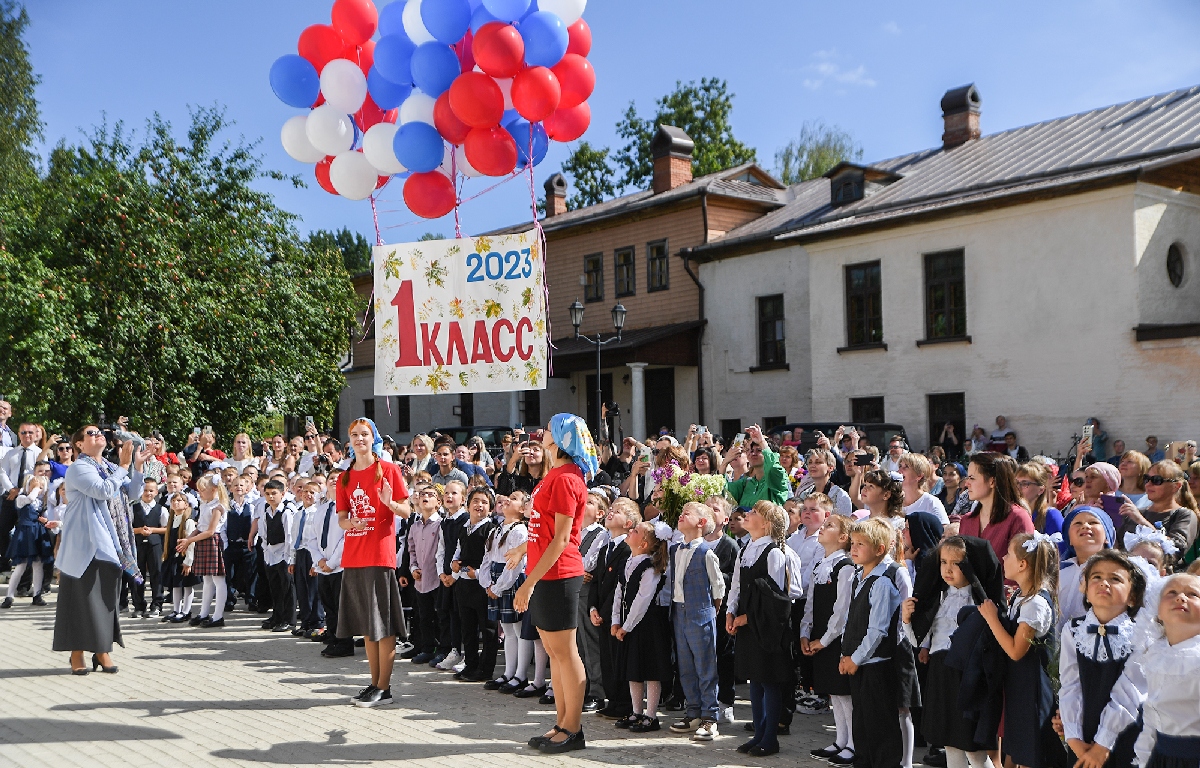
[[1072, 609, 1136, 662], [813, 550, 848, 583]]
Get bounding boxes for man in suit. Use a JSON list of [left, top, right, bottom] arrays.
[[588, 498, 638, 719], [0, 422, 41, 573]]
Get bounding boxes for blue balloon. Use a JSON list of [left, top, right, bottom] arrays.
[[352, 119, 362, 151], [519, 11, 568, 67], [368, 67, 413, 110], [269, 55, 320, 109], [393, 122, 445, 173], [375, 34, 417, 85], [378, 1, 409, 38], [505, 117, 549, 168], [502, 108, 519, 126], [410, 42, 461, 97], [482, 0, 530, 22], [518, 0, 540, 22], [422, 0, 472, 45], [469, 4, 500, 34]]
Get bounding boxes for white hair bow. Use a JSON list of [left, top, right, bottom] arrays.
[[1123, 525, 1178, 556], [1022, 530, 1063, 552]]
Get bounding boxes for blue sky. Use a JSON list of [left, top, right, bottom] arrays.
[[23, 0, 1200, 242]]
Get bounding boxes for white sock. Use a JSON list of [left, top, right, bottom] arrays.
[[502, 622, 520, 678], [630, 681, 645, 715], [30, 561, 43, 595], [645, 681, 661, 719], [172, 587, 183, 613], [181, 586, 194, 614], [899, 710, 914, 768], [212, 578, 227, 620], [6, 562, 26, 599], [532, 639, 548, 687], [832, 695, 853, 749], [200, 577, 215, 618], [516, 637, 534, 682]]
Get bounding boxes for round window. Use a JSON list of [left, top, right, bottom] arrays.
[[1167, 244, 1185, 288]]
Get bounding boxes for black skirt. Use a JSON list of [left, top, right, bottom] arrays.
[[924, 651, 995, 751], [895, 638, 922, 710], [161, 553, 201, 590], [1147, 734, 1200, 768], [619, 603, 672, 682], [53, 559, 123, 653], [337, 566, 407, 641], [529, 575, 583, 632], [812, 636, 850, 696]]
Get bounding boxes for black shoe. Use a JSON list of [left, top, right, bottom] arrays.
[[170, 612, 192, 624], [354, 637, 365, 647], [514, 683, 547, 699], [737, 739, 760, 754], [32, 595, 47, 607], [484, 676, 509, 690], [261, 618, 275, 630], [749, 744, 779, 757], [538, 729, 585, 754], [1, 597, 12, 609], [291, 626, 306, 636], [922, 747, 947, 768], [498, 678, 525, 694], [581, 696, 603, 712], [189, 615, 206, 626], [528, 726, 564, 748], [539, 692, 555, 705], [400, 646, 420, 659], [628, 716, 660, 733], [597, 705, 631, 719], [351, 684, 377, 702], [91, 654, 118, 674], [461, 669, 491, 682], [202, 618, 225, 628], [829, 748, 856, 765], [811, 745, 842, 759], [161, 612, 176, 623], [776, 723, 790, 736], [744, 721, 756, 732], [615, 713, 639, 729], [272, 623, 295, 633], [354, 688, 394, 708], [323, 645, 355, 658], [139, 609, 149, 618], [411, 652, 435, 665]]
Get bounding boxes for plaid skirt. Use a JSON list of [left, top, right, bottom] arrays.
[[487, 562, 524, 624], [192, 536, 225, 576]]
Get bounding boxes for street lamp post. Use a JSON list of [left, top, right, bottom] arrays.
[[569, 300, 627, 440]]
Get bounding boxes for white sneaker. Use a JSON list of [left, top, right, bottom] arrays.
[[717, 706, 735, 724], [452, 662, 466, 673], [436, 650, 462, 671], [396, 641, 414, 654], [692, 720, 718, 741]]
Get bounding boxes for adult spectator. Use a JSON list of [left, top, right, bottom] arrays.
[[777, 445, 803, 494], [937, 422, 962, 462], [1014, 462, 1064, 540], [433, 436, 490, 486], [43, 438, 75, 482], [1116, 450, 1152, 509], [0, 400, 15, 453], [148, 431, 180, 468], [958, 452, 1035, 564], [0, 423, 43, 572], [880, 437, 905, 474], [54, 425, 152, 674], [691, 447, 721, 477], [227, 433, 258, 473], [1116, 460, 1199, 556], [1106, 440, 1127, 466], [407, 434, 435, 475], [1084, 417, 1108, 461], [724, 426, 788, 508], [496, 439, 545, 497], [937, 462, 971, 521], [1146, 436, 1165, 463], [466, 436, 494, 475], [184, 429, 226, 482], [988, 415, 1010, 447], [1003, 432, 1029, 463], [598, 439, 630, 484], [967, 426, 989, 455], [1081, 462, 1122, 524], [898, 452, 949, 524]]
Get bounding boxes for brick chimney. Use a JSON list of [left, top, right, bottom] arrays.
[[651, 125, 694, 194], [543, 173, 567, 216], [941, 84, 981, 149]]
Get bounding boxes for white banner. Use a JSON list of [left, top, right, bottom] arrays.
[[373, 230, 548, 395]]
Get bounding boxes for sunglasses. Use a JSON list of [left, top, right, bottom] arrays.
[[1070, 477, 1085, 487], [84, 429, 104, 437], [1144, 474, 1180, 486]]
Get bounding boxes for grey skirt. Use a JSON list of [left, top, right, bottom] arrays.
[[53, 559, 124, 653], [337, 566, 407, 641]]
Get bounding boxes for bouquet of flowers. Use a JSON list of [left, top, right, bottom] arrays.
[[650, 461, 727, 527]]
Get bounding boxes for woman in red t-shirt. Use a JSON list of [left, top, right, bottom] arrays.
[[514, 414, 597, 754], [336, 418, 410, 709]]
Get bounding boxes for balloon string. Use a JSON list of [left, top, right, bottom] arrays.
[[370, 193, 384, 246], [525, 131, 554, 378], [451, 151, 463, 239]]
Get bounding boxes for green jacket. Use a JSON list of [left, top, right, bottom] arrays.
[[726, 445, 789, 507]]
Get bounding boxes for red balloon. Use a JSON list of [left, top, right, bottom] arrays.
[[354, 95, 396, 132], [315, 156, 338, 195], [312, 92, 326, 108], [464, 126, 518, 177], [404, 171, 457, 219], [449, 72, 504, 128], [454, 30, 475, 74], [342, 39, 376, 75], [434, 92, 472, 145], [551, 54, 594, 110], [566, 18, 592, 57], [298, 24, 345, 72], [376, 174, 392, 190], [544, 101, 591, 142], [331, 0, 378, 46], [473, 22, 525, 78], [511, 66, 561, 122]]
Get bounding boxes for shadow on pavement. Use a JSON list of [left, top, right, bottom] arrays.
[[0, 718, 183, 743]]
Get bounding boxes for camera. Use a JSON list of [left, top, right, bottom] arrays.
[[604, 400, 620, 416]]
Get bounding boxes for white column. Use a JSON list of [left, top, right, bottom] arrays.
[[628, 363, 648, 441], [509, 390, 520, 428]]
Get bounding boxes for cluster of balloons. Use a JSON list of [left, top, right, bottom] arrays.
[[270, 0, 593, 219]]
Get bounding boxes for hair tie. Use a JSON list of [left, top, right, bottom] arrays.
[[1122, 524, 1178, 555], [1022, 530, 1063, 552]]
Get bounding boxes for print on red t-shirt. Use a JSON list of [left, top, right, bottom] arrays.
[[527, 463, 588, 581], [336, 460, 409, 570]]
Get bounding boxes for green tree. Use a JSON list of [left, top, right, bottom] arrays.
[[614, 78, 756, 192], [418, 232, 445, 241], [0, 1, 39, 193], [774, 121, 864, 184], [308, 227, 372, 274], [560, 141, 616, 210], [0, 108, 359, 442]]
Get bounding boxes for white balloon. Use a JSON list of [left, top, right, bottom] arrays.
[[399, 89, 437, 125], [363, 122, 406, 175], [454, 144, 482, 177], [320, 58, 368, 114], [538, 0, 586, 24], [281, 115, 326, 163], [330, 151, 379, 201], [496, 77, 514, 110], [305, 104, 355, 156], [403, 0, 435, 44], [438, 142, 455, 177]]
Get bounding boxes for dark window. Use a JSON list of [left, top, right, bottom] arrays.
[[362, 398, 375, 422], [851, 397, 884, 424], [834, 178, 862, 204], [927, 393, 966, 460], [615, 247, 636, 297], [585, 373, 614, 440], [395, 395, 411, 433], [719, 419, 742, 444], [845, 261, 882, 346], [757, 294, 786, 366], [523, 390, 540, 428], [460, 393, 473, 427], [762, 416, 787, 431], [1168, 244, 1185, 288], [644, 368, 675, 436], [647, 239, 669, 292], [583, 253, 603, 302], [924, 249, 966, 339]]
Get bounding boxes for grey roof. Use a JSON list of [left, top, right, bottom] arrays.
[[550, 320, 704, 358], [690, 84, 1200, 256], [483, 163, 789, 236]]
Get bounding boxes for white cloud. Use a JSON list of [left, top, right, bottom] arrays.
[[882, 21, 901, 35], [801, 53, 877, 90]]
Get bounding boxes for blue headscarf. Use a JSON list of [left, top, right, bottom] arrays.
[[346, 418, 386, 462], [549, 413, 600, 479], [1061, 504, 1116, 561]]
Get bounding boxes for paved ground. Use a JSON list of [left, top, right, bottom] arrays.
[[0, 588, 843, 767]]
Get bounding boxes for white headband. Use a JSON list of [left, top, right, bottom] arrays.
[[1022, 530, 1062, 552]]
